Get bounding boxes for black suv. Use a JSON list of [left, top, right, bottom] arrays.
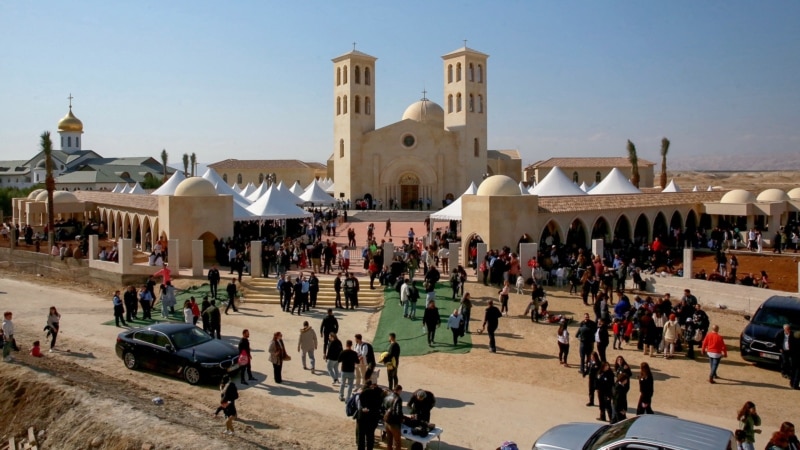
[[740, 295, 800, 365]]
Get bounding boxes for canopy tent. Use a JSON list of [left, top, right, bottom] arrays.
[[110, 183, 122, 193], [579, 181, 589, 192], [518, 181, 529, 195], [246, 185, 312, 220], [299, 180, 336, 205], [119, 184, 131, 194], [151, 171, 186, 196], [692, 186, 699, 192], [289, 181, 305, 197], [430, 182, 478, 221], [588, 168, 642, 195], [231, 183, 242, 194], [275, 181, 304, 205], [529, 167, 587, 196], [128, 182, 146, 194], [707, 186, 714, 191], [661, 179, 681, 193], [324, 182, 335, 194], [526, 182, 537, 194], [201, 168, 251, 204], [241, 182, 257, 199], [247, 182, 268, 203]]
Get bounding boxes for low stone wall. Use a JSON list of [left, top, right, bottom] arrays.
[[0, 247, 90, 282]]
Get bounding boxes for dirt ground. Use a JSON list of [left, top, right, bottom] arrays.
[[694, 251, 799, 293]]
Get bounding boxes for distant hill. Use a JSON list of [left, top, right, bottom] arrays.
[[669, 151, 800, 171]]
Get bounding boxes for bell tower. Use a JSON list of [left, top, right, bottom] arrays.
[[332, 46, 377, 201], [57, 93, 84, 154]]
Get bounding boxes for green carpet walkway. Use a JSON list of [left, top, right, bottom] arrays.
[[102, 284, 215, 327], [371, 281, 471, 356]]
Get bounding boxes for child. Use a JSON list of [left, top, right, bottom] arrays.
[[30, 340, 43, 357], [515, 275, 525, 295], [612, 318, 623, 350]]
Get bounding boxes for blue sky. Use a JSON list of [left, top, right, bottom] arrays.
[[1, 1, 798, 167]]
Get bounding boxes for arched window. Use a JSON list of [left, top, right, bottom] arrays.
[[456, 93, 462, 112], [447, 95, 453, 113], [478, 64, 483, 83], [354, 95, 360, 113], [474, 138, 479, 157], [61, 136, 64, 147], [355, 66, 361, 84], [343, 65, 348, 84], [478, 95, 484, 113], [456, 63, 462, 81], [365, 96, 371, 115], [447, 64, 453, 83], [343, 95, 348, 114], [469, 94, 474, 112], [596, 171, 602, 182], [572, 172, 579, 183], [76, 137, 80, 147], [67, 136, 71, 147], [336, 96, 341, 115], [365, 67, 371, 85], [222, 174, 228, 183], [337, 67, 341, 86], [259, 173, 264, 184], [339, 139, 345, 158], [237, 174, 243, 185], [468, 63, 474, 81]]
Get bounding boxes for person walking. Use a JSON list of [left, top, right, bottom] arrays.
[[2, 311, 16, 362], [386, 333, 401, 389], [138, 286, 153, 321], [460, 292, 472, 333], [447, 309, 462, 346], [355, 380, 383, 450], [635, 362, 654, 415], [576, 313, 597, 373], [701, 324, 728, 383], [338, 339, 360, 402], [334, 273, 344, 309], [208, 265, 221, 299], [737, 401, 761, 450], [355, 334, 376, 387], [777, 324, 800, 390], [479, 300, 503, 353], [596, 361, 614, 422], [45, 306, 61, 352], [325, 332, 342, 385], [218, 375, 239, 435], [112, 290, 128, 327], [298, 320, 318, 371], [611, 372, 630, 424], [225, 278, 239, 314], [238, 329, 257, 384], [383, 385, 404, 450], [123, 285, 138, 322], [662, 313, 679, 359], [320, 309, 339, 356], [499, 280, 510, 316], [422, 300, 441, 346], [268, 332, 288, 383], [557, 319, 570, 366]]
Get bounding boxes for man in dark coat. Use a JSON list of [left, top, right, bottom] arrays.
[[576, 313, 597, 374], [407, 389, 436, 423], [203, 300, 221, 339], [225, 278, 238, 314], [208, 265, 221, 299], [479, 300, 503, 353], [422, 300, 441, 346], [320, 308, 339, 355], [777, 324, 800, 389], [308, 272, 320, 308], [355, 380, 384, 450]]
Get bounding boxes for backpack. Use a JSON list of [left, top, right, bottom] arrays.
[[409, 286, 419, 302], [345, 392, 360, 418]]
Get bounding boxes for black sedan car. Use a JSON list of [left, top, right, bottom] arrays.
[[115, 323, 240, 385]]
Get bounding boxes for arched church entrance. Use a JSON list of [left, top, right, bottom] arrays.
[[566, 219, 588, 251], [363, 193, 373, 210], [399, 174, 419, 209]]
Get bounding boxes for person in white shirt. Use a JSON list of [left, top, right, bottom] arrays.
[[2, 311, 16, 362]]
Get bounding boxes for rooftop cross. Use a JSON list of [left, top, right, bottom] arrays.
[[421, 88, 427, 101], [353, 41, 357, 51], [463, 39, 467, 48], [68, 93, 74, 108]]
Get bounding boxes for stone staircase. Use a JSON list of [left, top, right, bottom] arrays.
[[347, 211, 432, 223], [240, 275, 385, 308]]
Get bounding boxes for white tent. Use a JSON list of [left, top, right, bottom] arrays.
[[589, 168, 642, 195], [276, 181, 304, 205], [151, 171, 186, 196], [231, 183, 242, 194], [247, 182, 268, 203], [201, 168, 251, 204], [128, 182, 146, 194], [529, 167, 587, 196], [526, 182, 536, 194], [661, 179, 681, 193], [518, 181, 529, 195], [430, 182, 478, 221], [298, 180, 336, 205], [289, 181, 305, 197], [119, 184, 131, 194], [692, 186, 698, 192], [110, 183, 122, 193], [325, 182, 335, 194], [241, 182, 257, 199], [246, 185, 312, 220], [707, 185, 713, 191], [579, 181, 589, 192]]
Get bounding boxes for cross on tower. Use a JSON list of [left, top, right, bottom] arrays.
[[421, 89, 427, 101], [463, 39, 467, 48], [68, 93, 74, 108], [353, 41, 357, 51]]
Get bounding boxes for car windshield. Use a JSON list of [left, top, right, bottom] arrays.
[[585, 418, 636, 450], [752, 307, 800, 328], [169, 327, 213, 349]]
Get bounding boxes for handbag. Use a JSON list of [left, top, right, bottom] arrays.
[[692, 328, 704, 343], [238, 350, 250, 366]]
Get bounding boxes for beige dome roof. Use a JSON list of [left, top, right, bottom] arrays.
[[477, 175, 521, 196], [174, 177, 217, 197], [720, 189, 756, 204], [788, 187, 800, 200], [53, 191, 79, 203], [757, 188, 790, 202], [27, 189, 44, 199], [402, 99, 444, 127], [35, 191, 49, 202]]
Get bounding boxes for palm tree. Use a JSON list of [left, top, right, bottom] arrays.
[[190, 152, 197, 177], [160, 149, 168, 182], [627, 139, 640, 188], [659, 137, 670, 189], [41, 131, 56, 249], [182, 153, 189, 177]]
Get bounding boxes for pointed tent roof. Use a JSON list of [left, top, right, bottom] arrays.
[[151, 171, 186, 195], [707, 185, 713, 191], [325, 182, 335, 194], [589, 168, 642, 195], [289, 181, 305, 197], [201, 168, 251, 204], [230, 183, 242, 194], [518, 181, 529, 195], [298, 180, 336, 205], [119, 184, 131, 194], [241, 182, 257, 198], [692, 186, 698, 192], [527, 182, 537, 194], [661, 179, 681, 193], [529, 167, 587, 197], [110, 183, 122, 193], [430, 183, 479, 221], [276, 181, 303, 204], [579, 181, 589, 192], [245, 185, 312, 220], [247, 182, 268, 202], [128, 182, 145, 194]]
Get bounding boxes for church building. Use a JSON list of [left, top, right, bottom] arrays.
[[327, 46, 521, 209]]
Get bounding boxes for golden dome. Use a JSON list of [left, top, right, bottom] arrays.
[[57, 108, 84, 133]]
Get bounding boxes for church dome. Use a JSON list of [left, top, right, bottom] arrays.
[[58, 108, 84, 133], [477, 175, 521, 196], [402, 99, 444, 127], [756, 188, 789, 202], [720, 189, 756, 204], [174, 177, 217, 197], [788, 187, 800, 200], [53, 191, 79, 203]]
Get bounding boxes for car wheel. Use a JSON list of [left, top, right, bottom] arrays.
[[183, 365, 202, 385], [123, 351, 138, 370]]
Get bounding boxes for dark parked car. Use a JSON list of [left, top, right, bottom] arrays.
[[532, 415, 735, 450], [740, 295, 800, 365], [115, 323, 240, 385]]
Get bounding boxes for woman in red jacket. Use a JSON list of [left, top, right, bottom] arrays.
[[701, 324, 728, 383]]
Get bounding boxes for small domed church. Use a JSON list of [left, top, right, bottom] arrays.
[[327, 45, 521, 209]]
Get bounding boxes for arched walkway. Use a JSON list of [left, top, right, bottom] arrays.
[[566, 218, 588, 251], [592, 216, 611, 243], [539, 219, 563, 248]]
